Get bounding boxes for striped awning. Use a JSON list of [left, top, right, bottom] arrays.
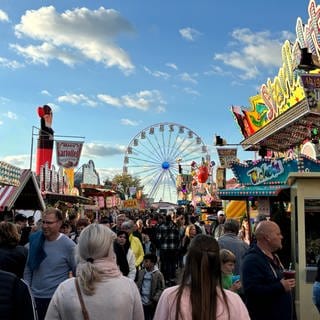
[[0, 169, 45, 212]]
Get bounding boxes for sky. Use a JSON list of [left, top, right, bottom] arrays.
[[0, 0, 311, 189]]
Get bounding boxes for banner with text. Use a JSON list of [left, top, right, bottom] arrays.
[[56, 140, 83, 168], [217, 148, 238, 168]]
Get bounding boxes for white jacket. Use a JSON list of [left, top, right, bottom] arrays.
[[127, 248, 136, 280]]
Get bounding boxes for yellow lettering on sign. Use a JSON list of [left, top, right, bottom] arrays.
[[259, 40, 305, 123], [123, 199, 138, 208]]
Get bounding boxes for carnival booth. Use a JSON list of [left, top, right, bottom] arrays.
[[0, 162, 45, 220], [217, 1, 320, 318]]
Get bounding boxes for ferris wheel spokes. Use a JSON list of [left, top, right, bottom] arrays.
[[141, 135, 164, 162], [170, 136, 199, 162], [128, 164, 162, 178], [128, 148, 162, 165], [148, 169, 166, 200]]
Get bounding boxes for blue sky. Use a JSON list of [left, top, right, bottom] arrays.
[[0, 0, 310, 185]]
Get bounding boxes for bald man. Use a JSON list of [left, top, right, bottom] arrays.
[[241, 220, 295, 320]]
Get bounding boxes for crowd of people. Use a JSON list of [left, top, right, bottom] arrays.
[[0, 204, 314, 320]]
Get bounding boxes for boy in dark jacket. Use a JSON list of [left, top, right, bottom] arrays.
[[136, 253, 165, 320]]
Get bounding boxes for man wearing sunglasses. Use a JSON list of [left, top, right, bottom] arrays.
[[24, 208, 76, 320]]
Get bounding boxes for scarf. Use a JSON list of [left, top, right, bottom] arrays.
[[27, 230, 46, 271], [93, 253, 121, 278]]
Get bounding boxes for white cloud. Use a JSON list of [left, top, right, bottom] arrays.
[[0, 120, 3, 126], [3, 111, 18, 120], [57, 93, 97, 107], [214, 28, 284, 80], [41, 90, 51, 96], [97, 167, 123, 181], [121, 118, 139, 126], [183, 87, 200, 96], [11, 42, 83, 67], [97, 94, 122, 107], [98, 90, 166, 111], [156, 105, 166, 113], [0, 10, 9, 22], [143, 66, 170, 80], [0, 96, 10, 104], [82, 142, 126, 157], [166, 62, 178, 70], [0, 56, 24, 69], [179, 27, 201, 41], [2, 155, 30, 168], [204, 65, 232, 77], [13, 6, 135, 73], [122, 93, 150, 111], [179, 72, 198, 84]]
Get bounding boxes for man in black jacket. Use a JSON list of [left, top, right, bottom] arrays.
[[241, 220, 295, 320], [0, 270, 37, 320]]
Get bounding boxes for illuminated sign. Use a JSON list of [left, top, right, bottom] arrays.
[[247, 160, 284, 185], [231, 158, 298, 186], [123, 199, 138, 208], [232, 0, 320, 139]]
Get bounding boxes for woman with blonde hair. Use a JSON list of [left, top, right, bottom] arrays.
[[45, 223, 143, 320], [153, 234, 249, 320], [180, 224, 197, 267]]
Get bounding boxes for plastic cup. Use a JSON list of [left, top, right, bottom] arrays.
[[283, 269, 296, 279]]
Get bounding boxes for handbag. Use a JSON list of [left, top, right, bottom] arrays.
[[75, 278, 90, 320]]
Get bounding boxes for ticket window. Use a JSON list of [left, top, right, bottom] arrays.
[[305, 199, 320, 282]]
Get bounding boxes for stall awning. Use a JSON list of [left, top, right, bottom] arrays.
[[0, 169, 45, 212], [217, 184, 290, 200], [42, 192, 95, 205]]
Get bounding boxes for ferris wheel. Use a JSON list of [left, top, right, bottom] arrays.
[[123, 122, 209, 203]]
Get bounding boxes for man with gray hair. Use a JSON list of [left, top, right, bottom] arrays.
[[112, 213, 126, 233], [218, 218, 249, 275]]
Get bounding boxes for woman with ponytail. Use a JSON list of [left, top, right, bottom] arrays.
[[153, 234, 250, 320], [45, 224, 143, 320]]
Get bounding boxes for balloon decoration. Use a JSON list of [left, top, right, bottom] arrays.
[[191, 158, 212, 185], [197, 165, 209, 183], [190, 158, 216, 207], [176, 157, 215, 205], [35, 105, 54, 175]]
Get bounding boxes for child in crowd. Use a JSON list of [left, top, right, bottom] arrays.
[[142, 234, 156, 255], [59, 221, 73, 238], [220, 249, 242, 293], [136, 253, 165, 320]]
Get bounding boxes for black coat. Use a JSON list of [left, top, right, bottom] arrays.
[[0, 270, 37, 320], [241, 244, 293, 320], [0, 245, 28, 278]]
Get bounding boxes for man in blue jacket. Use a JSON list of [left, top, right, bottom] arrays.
[[241, 220, 295, 320]]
